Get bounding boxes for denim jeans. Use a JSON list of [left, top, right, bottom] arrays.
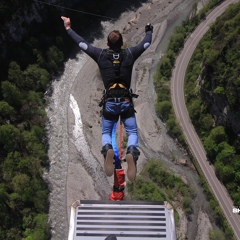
[[102, 101, 138, 147]]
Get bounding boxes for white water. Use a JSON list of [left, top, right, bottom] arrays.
[[69, 94, 90, 155], [45, 54, 88, 237], [45, 20, 116, 239]]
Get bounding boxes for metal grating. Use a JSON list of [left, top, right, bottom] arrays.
[[69, 200, 176, 240]]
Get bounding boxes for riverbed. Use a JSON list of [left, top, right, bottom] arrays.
[[45, 0, 213, 239]]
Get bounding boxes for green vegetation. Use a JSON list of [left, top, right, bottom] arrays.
[[0, 63, 53, 238], [127, 159, 196, 225], [185, 2, 240, 206], [153, 0, 238, 238], [0, 58, 53, 239], [0, 0, 105, 239]]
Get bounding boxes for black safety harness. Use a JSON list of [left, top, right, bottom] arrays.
[[99, 49, 138, 120]]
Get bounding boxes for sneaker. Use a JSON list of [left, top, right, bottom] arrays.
[[126, 153, 136, 182], [126, 146, 140, 182], [104, 149, 115, 176], [101, 144, 115, 177]]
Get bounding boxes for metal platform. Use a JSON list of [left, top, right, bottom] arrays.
[[68, 200, 176, 240]]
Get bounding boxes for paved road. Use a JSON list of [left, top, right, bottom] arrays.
[[171, 0, 240, 239]]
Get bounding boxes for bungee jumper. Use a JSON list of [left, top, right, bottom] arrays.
[[61, 16, 153, 182]]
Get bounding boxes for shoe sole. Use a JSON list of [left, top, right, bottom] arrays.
[[126, 153, 136, 182], [104, 149, 114, 177]]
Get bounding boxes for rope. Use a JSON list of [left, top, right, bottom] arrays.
[[34, 0, 117, 20], [112, 121, 121, 169], [119, 121, 123, 161], [111, 117, 124, 169]]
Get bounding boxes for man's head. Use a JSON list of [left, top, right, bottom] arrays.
[[107, 30, 123, 50]]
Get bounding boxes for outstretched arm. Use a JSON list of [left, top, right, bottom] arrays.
[[61, 15, 88, 49], [129, 23, 153, 59], [61, 16, 102, 61]]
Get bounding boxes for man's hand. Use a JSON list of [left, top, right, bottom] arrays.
[[61, 16, 71, 30], [145, 23, 153, 33]]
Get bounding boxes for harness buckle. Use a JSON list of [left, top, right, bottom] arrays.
[[108, 83, 127, 90], [113, 53, 120, 60], [129, 88, 139, 98]]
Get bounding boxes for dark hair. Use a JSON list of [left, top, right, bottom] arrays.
[[107, 30, 123, 50]]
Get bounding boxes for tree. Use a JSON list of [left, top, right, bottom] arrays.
[[0, 184, 9, 224], [7, 61, 24, 87], [46, 46, 64, 72], [21, 91, 44, 121], [1, 81, 23, 109], [232, 190, 240, 205], [0, 124, 21, 152], [33, 49, 45, 68], [169, 121, 182, 138], [23, 214, 50, 240], [22, 129, 48, 162], [222, 165, 235, 183], [32, 184, 48, 212], [199, 114, 214, 135], [158, 56, 172, 78], [12, 174, 30, 196], [204, 137, 218, 160], [206, 126, 227, 144], [188, 99, 202, 122], [166, 118, 176, 132], [23, 64, 50, 91], [216, 141, 235, 163], [2, 151, 22, 181], [169, 32, 185, 53], [0, 101, 16, 120], [203, 48, 220, 65], [156, 100, 172, 121]]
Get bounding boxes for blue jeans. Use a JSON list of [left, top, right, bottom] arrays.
[[102, 101, 138, 147]]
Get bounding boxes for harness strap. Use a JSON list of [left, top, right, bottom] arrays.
[[106, 49, 124, 81], [98, 85, 138, 107], [99, 82, 138, 119], [108, 83, 126, 90]]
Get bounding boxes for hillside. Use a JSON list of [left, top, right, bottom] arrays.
[[185, 1, 240, 205]]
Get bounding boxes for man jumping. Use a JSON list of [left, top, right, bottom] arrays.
[[61, 16, 153, 181]]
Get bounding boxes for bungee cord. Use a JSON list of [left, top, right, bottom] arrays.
[[119, 121, 123, 161], [112, 121, 121, 169], [34, 0, 138, 20], [34, 0, 117, 20]]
